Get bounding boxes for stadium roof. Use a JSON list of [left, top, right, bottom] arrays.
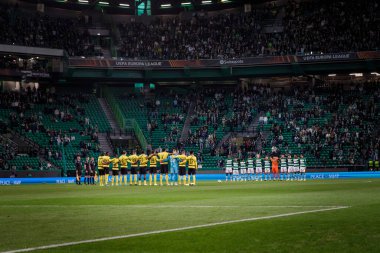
[[16, 0, 267, 15]]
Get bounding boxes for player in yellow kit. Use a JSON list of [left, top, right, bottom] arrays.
[[177, 150, 188, 185], [138, 151, 148, 186], [187, 151, 198, 186], [110, 156, 120, 186], [102, 152, 111, 186], [128, 150, 140, 186], [148, 150, 158, 186], [157, 148, 170, 186], [119, 151, 129, 185], [97, 153, 104, 186]]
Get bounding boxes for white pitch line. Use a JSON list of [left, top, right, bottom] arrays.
[[0, 205, 346, 208], [1, 206, 349, 253]]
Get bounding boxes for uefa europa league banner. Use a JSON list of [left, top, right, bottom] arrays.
[[68, 51, 380, 69]]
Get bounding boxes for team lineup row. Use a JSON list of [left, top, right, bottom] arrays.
[[74, 149, 198, 186], [225, 154, 307, 181]]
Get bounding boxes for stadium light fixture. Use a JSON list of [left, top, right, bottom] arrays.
[[349, 73, 363, 77], [99, 1, 109, 5], [161, 4, 172, 8], [370, 72, 380, 76], [202, 0, 212, 4], [181, 2, 192, 6], [328, 74, 336, 77], [221, 0, 231, 3], [78, 0, 88, 4], [119, 3, 130, 7]]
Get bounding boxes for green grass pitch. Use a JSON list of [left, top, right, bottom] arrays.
[[1, 179, 380, 253]]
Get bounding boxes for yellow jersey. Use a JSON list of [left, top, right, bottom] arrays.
[[110, 158, 119, 170], [177, 154, 188, 167], [158, 151, 169, 165], [97, 156, 104, 169], [102, 155, 111, 168], [119, 154, 129, 168], [187, 155, 198, 169], [139, 154, 148, 167], [149, 155, 158, 167], [128, 154, 140, 167]]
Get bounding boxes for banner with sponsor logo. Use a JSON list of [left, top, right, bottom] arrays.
[[69, 51, 380, 69]]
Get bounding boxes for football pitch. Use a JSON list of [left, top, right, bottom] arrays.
[[1, 179, 380, 253]]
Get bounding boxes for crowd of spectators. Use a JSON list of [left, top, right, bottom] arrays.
[[282, 0, 379, 55], [118, 0, 379, 60], [0, 4, 100, 56], [0, 87, 101, 170], [0, 0, 378, 59], [186, 82, 379, 169], [262, 83, 379, 166]]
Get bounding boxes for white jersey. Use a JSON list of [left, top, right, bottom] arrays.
[[225, 159, 233, 173], [247, 158, 254, 173]]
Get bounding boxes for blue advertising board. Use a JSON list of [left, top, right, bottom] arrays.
[[0, 172, 379, 185]]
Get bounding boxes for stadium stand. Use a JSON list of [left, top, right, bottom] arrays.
[[117, 0, 379, 59], [0, 4, 100, 56], [0, 87, 110, 172], [0, 0, 379, 174]]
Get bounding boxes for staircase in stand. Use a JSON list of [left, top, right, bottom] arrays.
[[97, 132, 114, 155], [179, 100, 196, 142], [98, 98, 120, 132]]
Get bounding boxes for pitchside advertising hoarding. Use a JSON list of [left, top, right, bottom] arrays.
[[69, 51, 380, 69], [1, 172, 380, 185]]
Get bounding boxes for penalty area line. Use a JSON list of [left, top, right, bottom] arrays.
[[1, 206, 349, 253]]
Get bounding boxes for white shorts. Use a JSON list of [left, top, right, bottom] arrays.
[[288, 166, 293, 173], [280, 167, 287, 173], [294, 167, 300, 172], [232, 170, 239, 175], [256, 168, 262, 173], [300, 167, 306, 173], [247, 168, 254, 174], [225, 168, 233, 174], [240, 169, 247, 174], [264, 168, 270, 173]]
